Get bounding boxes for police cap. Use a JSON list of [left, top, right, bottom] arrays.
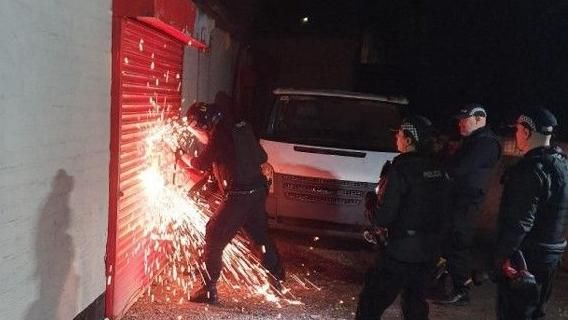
[[454, 103, 487, 119], [399, 115, 433, 143], [516, 108, 558, 135]]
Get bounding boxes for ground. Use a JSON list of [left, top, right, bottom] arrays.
[[124, 231, 568, 320]]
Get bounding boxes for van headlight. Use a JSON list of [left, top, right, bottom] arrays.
[[261, 162, 274, 193]]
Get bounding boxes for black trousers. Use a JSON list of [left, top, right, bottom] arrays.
[[446, 200, 481, 291], [356, 255, 430, 320], [497, 253, 561, 320], [202, 190, 282, 285]]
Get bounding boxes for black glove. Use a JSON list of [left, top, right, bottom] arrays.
[[365, 191, 378, 211]]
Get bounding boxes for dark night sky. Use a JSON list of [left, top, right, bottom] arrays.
[[251, 0, 568, 138]]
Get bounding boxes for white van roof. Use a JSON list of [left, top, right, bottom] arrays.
[[273, 88, 409, 105]]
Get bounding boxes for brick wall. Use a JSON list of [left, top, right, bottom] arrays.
[[0, 1, 111, 319]]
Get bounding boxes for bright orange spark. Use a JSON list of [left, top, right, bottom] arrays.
[[136, 114, 306, 305]]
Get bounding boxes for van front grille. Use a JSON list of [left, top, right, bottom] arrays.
[[280, 174, 375, 206]]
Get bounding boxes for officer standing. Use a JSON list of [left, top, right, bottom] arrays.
[[179, 102, 284, 304], [495, 108, 568, 320], [356, 116, 450, 320], [434, 104, 501, 305]]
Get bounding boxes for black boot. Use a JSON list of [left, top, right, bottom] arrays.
[[268, 264, 286, 293], [189, 283, 218, 304], [472, 270, 489, 286], [272, 264, 286, 282], [431, 288, 470, 306]]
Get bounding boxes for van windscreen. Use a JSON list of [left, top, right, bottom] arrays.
[[264, 95, 402, 152]]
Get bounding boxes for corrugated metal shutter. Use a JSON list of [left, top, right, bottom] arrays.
[[107, 18, 184, 319]]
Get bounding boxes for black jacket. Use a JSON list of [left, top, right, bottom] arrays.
[[370, 152, 450, 263], [496, 146, 568, 261], [191, 121, 268, 193], [447, 126, 501, 200]]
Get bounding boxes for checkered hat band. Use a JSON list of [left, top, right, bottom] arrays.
[[519, 115, 537, 131], [469, 107, 486, 116], [401, 123, 419, 142]]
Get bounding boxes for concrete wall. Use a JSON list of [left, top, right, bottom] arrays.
[[182, 27, 238, 112], [0, 1, 111, 319]]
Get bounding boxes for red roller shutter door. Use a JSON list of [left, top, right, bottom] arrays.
[[107, 18, 183, 319]]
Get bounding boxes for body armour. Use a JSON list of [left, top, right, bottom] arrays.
[[191, 121, 268, 193], [447, 126, 501, 200], [370, 152, 451, 263], [497, 146, 568, 260]]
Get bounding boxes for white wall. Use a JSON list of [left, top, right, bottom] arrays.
[[0, 1, 111, 319], [182, 28, 238, 111]]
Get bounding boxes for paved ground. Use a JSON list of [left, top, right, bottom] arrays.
[[124, 230, 568, 320]]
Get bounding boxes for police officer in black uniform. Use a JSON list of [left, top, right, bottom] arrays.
[[495, 108, 568, 320], [356, 116, 450, 320], [180, 102, 284, 304], [435, 104, 502, 305]]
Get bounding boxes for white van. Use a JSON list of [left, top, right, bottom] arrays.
[[260, 88, 407, 237]]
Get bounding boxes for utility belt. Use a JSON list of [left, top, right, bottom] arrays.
[[389, 228, 438, 240], [453, 189, 485, 204], [523, 239, 567, 255], [225, 186, 265, 197]]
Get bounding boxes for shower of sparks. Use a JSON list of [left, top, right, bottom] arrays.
[[136, 113, 305, 306]]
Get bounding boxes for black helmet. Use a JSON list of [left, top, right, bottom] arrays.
[[186, 102, 223, 131]]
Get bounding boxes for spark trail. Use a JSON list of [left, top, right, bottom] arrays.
[[137, 116, 303, 306]]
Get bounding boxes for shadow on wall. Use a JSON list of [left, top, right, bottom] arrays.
[[26, 169, 79, 320]]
